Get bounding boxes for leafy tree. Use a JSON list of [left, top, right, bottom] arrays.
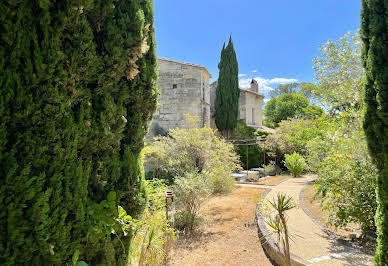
[[265, 118, 324, 168], [0, 1, 158, 265], [215, 36, 239, 137], [263, 93, 323, 127], [361, 1, 388, 263], [270, 82, 317, 100], [313, 31, 364, 114]]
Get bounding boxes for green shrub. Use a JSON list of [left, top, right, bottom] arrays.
[[173, 173, 211, 231], [174, 211, 204, 231], [263, 162, 276, 175], [210, 174, 235, 194], [128, 179, 176, 265], [284, 152, 307, 177], [151, 117, 241, 194], [314, 154, 377, 235]]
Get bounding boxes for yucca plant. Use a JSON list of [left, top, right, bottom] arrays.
[[258, 193, 296, 266]]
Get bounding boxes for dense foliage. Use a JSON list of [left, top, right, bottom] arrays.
[[128, 180, 176, 265], [150, 118, 241, 194], [265, 118, 323, 167], [215, 36, 240, 137], [269, 82, 317, 101], [264, 93, 323, 128], [0, 1, 158, 264], [284, 152, 307, 177], [361, 1, 388, 263], [231, 120, 268, 169], [307, 114, 377, 236], [313, 31, 363, 114]]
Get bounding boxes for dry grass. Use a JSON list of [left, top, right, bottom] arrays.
[[257, 175, 289, 185], [303, 184, 360, 239], [167, 187, 272, 266]]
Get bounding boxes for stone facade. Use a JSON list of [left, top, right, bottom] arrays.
[[146, 58, 211, 140], [210, 79, 264, 129]]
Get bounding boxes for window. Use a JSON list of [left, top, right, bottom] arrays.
[[172, 84, 177, 89]]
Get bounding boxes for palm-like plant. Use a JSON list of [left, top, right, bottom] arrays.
[[266, 193, 296, 266]]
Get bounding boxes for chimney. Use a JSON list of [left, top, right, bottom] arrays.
[[250, 79, 258, 93]]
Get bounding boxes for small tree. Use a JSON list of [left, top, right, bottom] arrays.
[[215, 36, 240, 137], [361, 1, 388, 263], [264, 93, 323, 128]]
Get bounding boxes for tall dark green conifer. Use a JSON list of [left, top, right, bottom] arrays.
[[215, 36, 239, 137], [361, 1, 388, 264], [0, 0, 158, 265]]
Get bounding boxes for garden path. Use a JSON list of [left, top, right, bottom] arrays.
[[263, 175, 374, 265]]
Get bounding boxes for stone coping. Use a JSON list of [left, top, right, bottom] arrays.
[[255, 188, 308, 266], [236, 176, 289, 186]]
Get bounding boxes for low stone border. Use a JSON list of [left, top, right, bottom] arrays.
[[299, 181, 337, 239], [236, 176, 290, 186], [256, 188, 308, 266]]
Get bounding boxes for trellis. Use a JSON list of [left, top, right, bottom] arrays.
[[227, 137, 277, 171]]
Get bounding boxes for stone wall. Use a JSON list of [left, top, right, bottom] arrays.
[[146, 58, 211, 141], [239, 89, 264, 127], [210, 79, 264, 128]]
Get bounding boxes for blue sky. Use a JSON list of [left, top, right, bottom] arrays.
[[154, 0, 361, 100]]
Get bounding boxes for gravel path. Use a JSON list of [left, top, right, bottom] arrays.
[[264, 175, 374, 265]]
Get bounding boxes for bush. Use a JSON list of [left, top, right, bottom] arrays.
[[128, 180, 176, 265], [210, 174, 235, 194], [263, 162, 276, 175], [265, 118, 324, 169], [173, 173, 211, 231], [174, 211, 204, 231], [284, 152, 307, 177], [314, 154, 377, 235], [151, 117, 241, 194]]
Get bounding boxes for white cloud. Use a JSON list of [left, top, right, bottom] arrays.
[[264, 99, 270, 103], [238, 73, 247, 77], [251, 69, 258, 73], [239, 76, 298, 92], [267, 78, 298, 84]]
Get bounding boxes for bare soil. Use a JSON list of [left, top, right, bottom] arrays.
[[167, 187, 272, 266]]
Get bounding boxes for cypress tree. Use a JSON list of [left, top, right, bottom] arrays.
[[361, 0, 388, 264], [215, 36, 240, 137], [0, 0, 158, 264]]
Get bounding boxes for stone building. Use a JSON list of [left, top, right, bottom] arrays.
[[146, 58, 266, 142], [210, 79, 264, 129], [146, 58, 211, 140]]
